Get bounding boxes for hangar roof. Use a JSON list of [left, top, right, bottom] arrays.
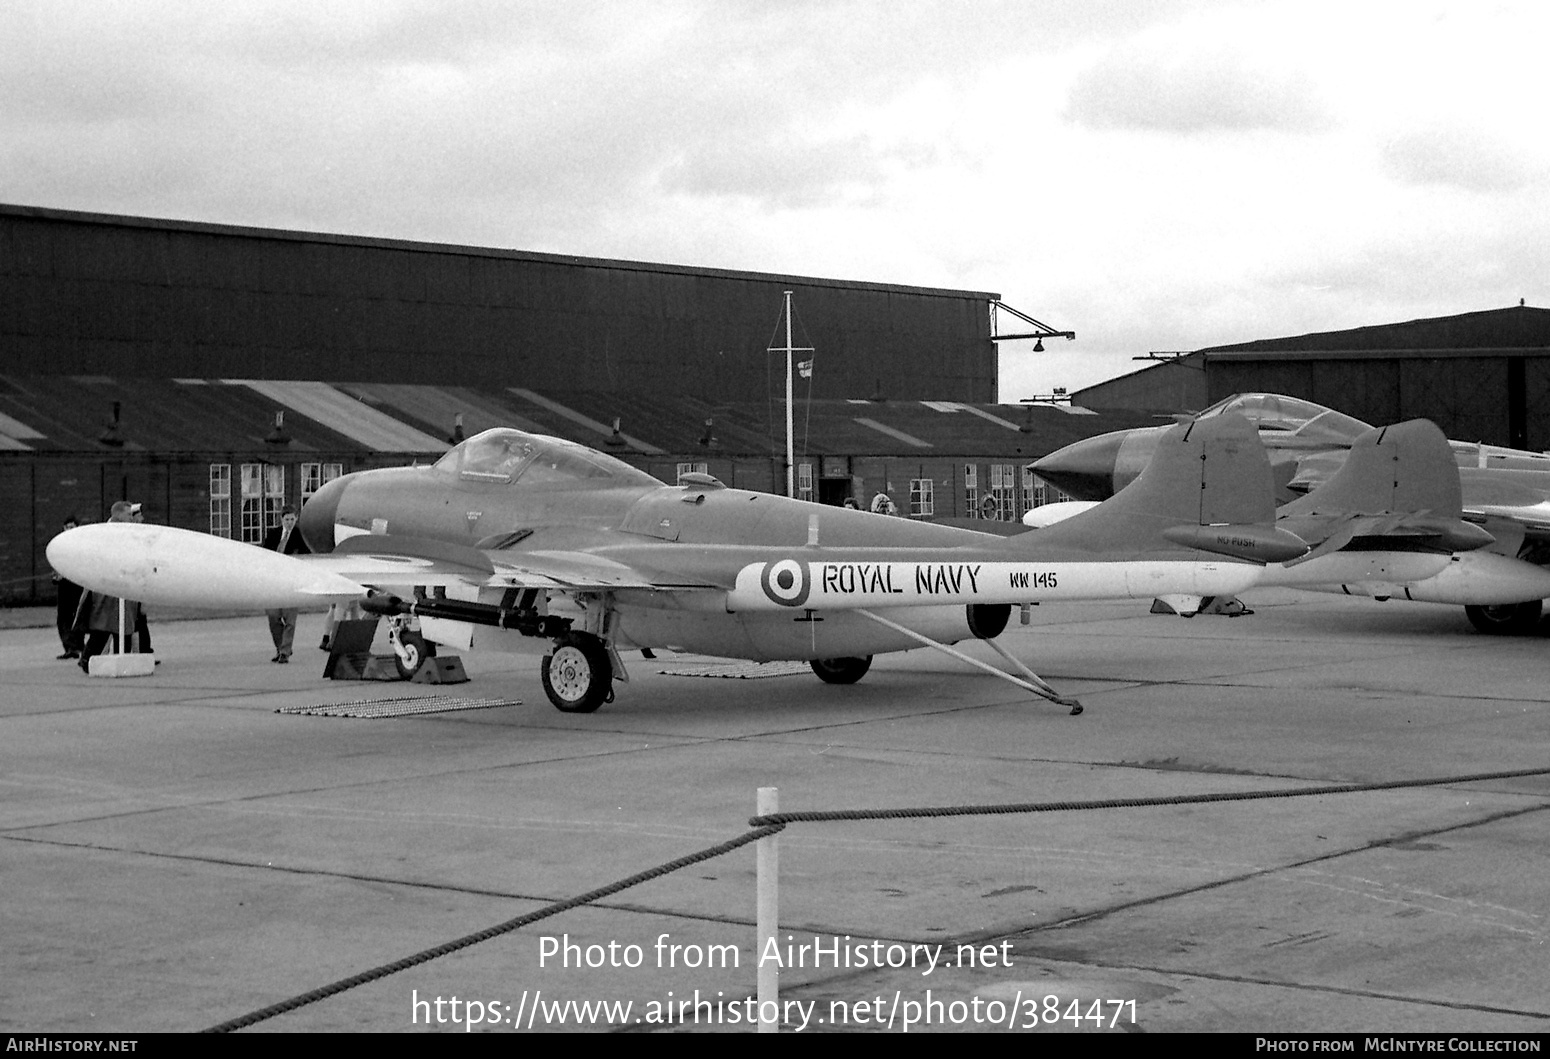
[[0, 376, 1156, 461], [2, 202, 997, 303], [1200, 303, 1550, 357]]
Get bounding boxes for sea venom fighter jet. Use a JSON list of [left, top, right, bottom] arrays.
[[48, 413, 1307, 715], [1031, 395, 1550, 632]]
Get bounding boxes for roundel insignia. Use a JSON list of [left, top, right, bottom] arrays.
[[760, 559, 810, 607]]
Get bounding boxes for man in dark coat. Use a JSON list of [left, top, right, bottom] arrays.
[[128, 502, 154, 654], [76, 501, 140, 672], [53, 515, 84, 659], [262, 505, 310, 662]]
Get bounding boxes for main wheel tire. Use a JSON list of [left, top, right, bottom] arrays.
[[810, 655, 873, 685], [1464, 600, 1542, 635], [542, 634, 613, 713], [393, 630, 436, 678]]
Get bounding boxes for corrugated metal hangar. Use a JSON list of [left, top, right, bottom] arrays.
[[2, 203, 999, 402], [1, 203, 1135, 605], [1072, 304, 1550, 451]]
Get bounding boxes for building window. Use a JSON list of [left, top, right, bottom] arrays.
[[797, 462, 813, 502], [676, 462, 709, 484], [1026, 472, 1071, 508], [240, 463, 286, 543], [990, 463, 1018, 521], [909, 478, 934, 518], [963, 464, 978, 518], [209, 464, 231, 538], [301, 462, 343, 507]]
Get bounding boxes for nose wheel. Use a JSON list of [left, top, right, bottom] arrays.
[[388, 619, 436, 679], [542, 633, 614, 712]]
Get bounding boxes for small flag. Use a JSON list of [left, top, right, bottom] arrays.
[[797, 359, 813, 378]]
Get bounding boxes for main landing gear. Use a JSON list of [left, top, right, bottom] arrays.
[[1464, 600, 1542, 635], [541, 632, 614, 713], [810, 655, 873, 684]]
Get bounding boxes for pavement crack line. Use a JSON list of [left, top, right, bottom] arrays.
[[1022, 801, 1550, 938], [1036, 958, 1550, 1022], [0, 740, 713, 836], [1, 697, 1039, 838], [0, 829, 759, 931], [763, 803, 1550, 1023]]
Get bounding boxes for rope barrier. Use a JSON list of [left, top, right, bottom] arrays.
[[747, 766, 1550, 826], [202, 824, 782, 1033], [0, 572, 58, 587], [203, 764, 1548, 1032]]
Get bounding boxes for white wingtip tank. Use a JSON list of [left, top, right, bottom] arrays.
[[46, 523, 365, 610]]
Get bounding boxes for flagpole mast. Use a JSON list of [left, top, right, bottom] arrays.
[[784, 290, 795, 498]]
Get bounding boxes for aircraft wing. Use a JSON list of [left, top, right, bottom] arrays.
[[1458, 467, 1550, 544], [320, 533, 719, 591], [46, 524, 721, 613]]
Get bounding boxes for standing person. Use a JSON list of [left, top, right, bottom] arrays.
[[128, 502, 154, 654], [77, 501, 140, 672], [319, 598, 363, 653], [262, 506, 310, 663], [52, 516, 84, 659]]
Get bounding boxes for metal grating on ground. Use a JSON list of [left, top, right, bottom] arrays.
[[277, 695, 521, 719], [657, 660, 812, 679]]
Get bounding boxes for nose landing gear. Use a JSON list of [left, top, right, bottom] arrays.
[[387, 617, 436, 678]]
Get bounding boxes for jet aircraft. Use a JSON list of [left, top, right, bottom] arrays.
[[47, 414, 1305, 715], [1031, 394, 1550, 632]]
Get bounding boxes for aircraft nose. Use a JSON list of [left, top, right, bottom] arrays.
[[299, 474, 348, 553], [1032, 431, 1126, 501]]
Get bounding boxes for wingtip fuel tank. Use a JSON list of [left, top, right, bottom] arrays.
[[47, 523, 366, 610]]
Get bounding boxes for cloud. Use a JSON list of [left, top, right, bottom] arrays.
[[1064, 46, 1330, 134], [1380, 126, 1543, 193]]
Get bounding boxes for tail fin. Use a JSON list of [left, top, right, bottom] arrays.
[[1280, 419, 1493, 555], [1281, 419, 1458, 518], [1022, 412, 1306, 561]]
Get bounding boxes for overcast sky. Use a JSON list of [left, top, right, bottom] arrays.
[[5, 0, 1547, 401]]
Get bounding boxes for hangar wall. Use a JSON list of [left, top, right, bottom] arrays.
[[1066, 357, 1207, 413], [1072, 306, 1550, 451], [1203, 353, 1541, 448], [1, 205, 999, 403]]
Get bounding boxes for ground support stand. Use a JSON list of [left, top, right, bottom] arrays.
[[321, 618, 468, 684]]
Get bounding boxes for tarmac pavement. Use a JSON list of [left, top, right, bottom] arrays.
[[1, 590, 1546, 1034]]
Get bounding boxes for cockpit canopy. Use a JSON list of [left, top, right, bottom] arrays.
[[433, 428, 660, 488], [1195, 393, 1371, 443]]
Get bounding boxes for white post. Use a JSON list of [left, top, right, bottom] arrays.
[[117, 597, 126, 655], [783, 292, 795, 499], [756, 786, 779, 1032]]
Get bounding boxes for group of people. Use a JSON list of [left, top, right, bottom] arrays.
[[54, 501, 155, 671], [52, 501, 315, 670]]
